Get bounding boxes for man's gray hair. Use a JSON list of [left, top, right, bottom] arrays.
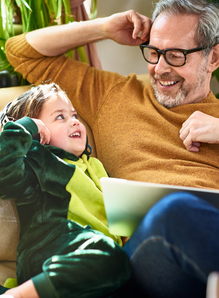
[[152, 0, 219, 55]]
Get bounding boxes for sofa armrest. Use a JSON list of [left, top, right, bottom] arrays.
[[0, 261, 17, 286]]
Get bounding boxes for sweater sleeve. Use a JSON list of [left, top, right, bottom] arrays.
[[0, 117, 75, 207], [5, 34, 89, 91], [15, 116, 38, 135], [0, 118, 39, 200], [5, 34, 128, 128]]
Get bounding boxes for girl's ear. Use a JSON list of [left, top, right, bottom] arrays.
[[208, 44, 219, 73]]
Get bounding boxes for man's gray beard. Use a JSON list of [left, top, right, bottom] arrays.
[[152, 83, 187, 108], [150, 60, 208, 108]]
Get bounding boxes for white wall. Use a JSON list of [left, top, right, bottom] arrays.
[[95, 0, 157, 75]]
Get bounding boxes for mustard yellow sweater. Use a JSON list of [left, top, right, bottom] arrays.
[[6, 34, 219, 190]]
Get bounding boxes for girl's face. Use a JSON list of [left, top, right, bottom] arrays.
[[39, 93, 87, 157]]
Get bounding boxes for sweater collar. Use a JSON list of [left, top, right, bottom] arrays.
[[45, 137, 92, 161]]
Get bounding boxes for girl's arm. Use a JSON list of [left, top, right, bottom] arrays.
[[0, 117, 39, 200]]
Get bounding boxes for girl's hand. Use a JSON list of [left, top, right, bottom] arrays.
[[32, 118, 50, 145]]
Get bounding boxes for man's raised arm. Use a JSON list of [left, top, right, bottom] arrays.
[[22, 10, 151, 56]]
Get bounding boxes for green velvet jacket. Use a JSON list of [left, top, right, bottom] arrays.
[[0, 117, 122, 284]]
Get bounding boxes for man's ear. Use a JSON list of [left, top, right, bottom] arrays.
[[208, 44, 219, 73]]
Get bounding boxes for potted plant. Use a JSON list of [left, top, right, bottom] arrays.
[[0, 0, 97, 87]]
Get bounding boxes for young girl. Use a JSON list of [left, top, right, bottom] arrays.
[[0, 83, 131, 298]]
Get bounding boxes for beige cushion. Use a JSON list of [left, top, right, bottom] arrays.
[[0, 199, 19, 262], [0, 261, 17, 286], [137, 73, 150, 85], [0, 199, 19, 285], [0, 85, 31, 109]]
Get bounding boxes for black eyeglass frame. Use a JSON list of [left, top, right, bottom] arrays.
[[139, 41, 208, 67]]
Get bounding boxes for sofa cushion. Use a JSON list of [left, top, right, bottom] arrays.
[[0, 199, 19, 261], [0, 261, 17, 286]]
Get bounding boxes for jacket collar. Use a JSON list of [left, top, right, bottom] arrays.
[[44, 136, 92, 161]]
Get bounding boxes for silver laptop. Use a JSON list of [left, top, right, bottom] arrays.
[[100, 177, 219, 237]]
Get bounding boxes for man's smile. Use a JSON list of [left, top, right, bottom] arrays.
[[159, 80, 179, 87]]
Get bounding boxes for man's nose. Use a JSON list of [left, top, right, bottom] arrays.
[[154, 54, 172, 75]]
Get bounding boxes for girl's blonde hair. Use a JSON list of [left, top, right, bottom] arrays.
[[6, 83, 66, 121]]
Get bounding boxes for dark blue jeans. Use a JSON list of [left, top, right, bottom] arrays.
[[124, 192, 219, 298]]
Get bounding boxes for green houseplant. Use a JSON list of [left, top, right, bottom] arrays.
[[0, 0, 97, 86], [212, 68, 219, 98]]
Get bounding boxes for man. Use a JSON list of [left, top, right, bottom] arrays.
[[5, 0, 219, 297]]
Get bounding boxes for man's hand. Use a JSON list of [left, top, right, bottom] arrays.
[[101, 10, 151, 46], [32, 119, 50, 145], [180, 111, 219, 152]]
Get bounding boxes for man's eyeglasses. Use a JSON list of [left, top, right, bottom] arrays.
[[139, 41, 208, 67]]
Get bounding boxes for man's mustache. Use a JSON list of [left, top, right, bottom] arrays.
[[152, 73, 183, 82]]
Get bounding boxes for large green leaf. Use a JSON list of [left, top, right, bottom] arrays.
[[0, 0, 98, 85], [213, 68, 219, 81], [90, 0, 97, 19], [207, 0, 219, 3]]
